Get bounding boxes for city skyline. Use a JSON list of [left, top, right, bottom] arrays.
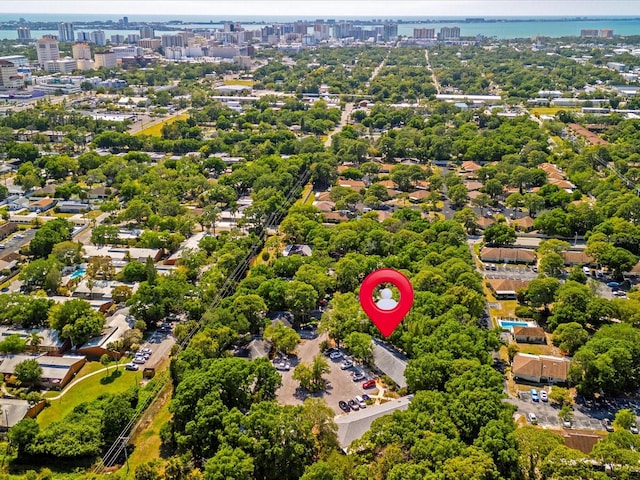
[[5, 0, 640, 18]]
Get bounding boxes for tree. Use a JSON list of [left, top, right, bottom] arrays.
[[91, 225, 120, 246], [539, 252, 565, 278], [26, 331, 43, 351], [526, 277, 560, 311], [558, 405, 573, 425], [87, 255, 115, 281], [264, 322, 300, 355], [552, 322, 589, 354], [483, 178, 504, 199], [232, 294, 268, 334], [0, 334, 26, 354], [448, 184, 469, 208], [538, 239, 570, 256], [294, 354, 330, 393], [547, 386, 572, 407], [204, 446, 255, 480], [15, 359, 42, 384], [285, 281, 319, 320], [121, 260, 148, 282], [100, 353, 111, 376], [20, 257, 62, 292], [48, 299, 105, 346], [8, 418, 39, 457], [112, 285, 133, 304], [483, 222, 517, 246], [344, 332, 373, 365], [51, 241, 83, 266], [614, 408, 636, 430], [506, 343, 519, 364], [29, 219, 73, 259]]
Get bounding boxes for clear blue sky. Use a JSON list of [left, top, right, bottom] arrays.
[[5, 1, 640, 17]]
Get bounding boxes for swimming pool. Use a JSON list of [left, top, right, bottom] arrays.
[[498, 320, 535, 330], [69, 269, 86, 280]]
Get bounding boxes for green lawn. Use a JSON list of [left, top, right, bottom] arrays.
[[39, 364, 141, 429]]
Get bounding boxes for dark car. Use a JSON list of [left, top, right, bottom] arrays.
[[338, 400, 350, 413]]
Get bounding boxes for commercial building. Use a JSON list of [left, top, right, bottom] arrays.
[[16, 26, 31, 40], [580, 29, 599, 38], [0, 55, 28, 67], [36, 38, 60, 66], [0, 61, 23, 90], [43, 58, 78, 74], [94, 51, 117, 69], [72, 42, 91, 60], [0, 354, 86, 389], [138, 38, 162, 50], [58, 22, 74, 42]]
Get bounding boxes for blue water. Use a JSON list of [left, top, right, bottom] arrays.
[[499, 320, 531, 330], [2, 15, 640, 40], [69, 269, 86, 280]]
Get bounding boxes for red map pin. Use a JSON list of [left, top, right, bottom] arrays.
[[359, 268, 414, 337]]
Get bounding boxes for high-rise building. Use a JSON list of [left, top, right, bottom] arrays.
[[600, 29, 614, 39], [16, 26, 31, 40], [111, 34, 126, 45], [76, 31, 91, 42], [580, 29, 598, 38], [90, 30, 106, 46], [383, 23, 398, 40], [439, 26, 460, 41], [94, 51, 117, 69], [44, 58, 77, 73], [127, 34, 140, 44], [333, 22, 353, 38], [314, 23, 330, 40], [414, 28, 435, 39], [121, 17, 129, 26], [72, 42, 91, 60], [140, 26, 154, 39], [36, 38, 60, 65], [58, 22, 74, 42], [294, 21, 307, 35]]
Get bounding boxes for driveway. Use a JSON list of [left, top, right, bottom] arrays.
[[275, 332, 380, 414]]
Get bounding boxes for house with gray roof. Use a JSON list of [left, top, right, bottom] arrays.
[[372, 339, 408, 389]]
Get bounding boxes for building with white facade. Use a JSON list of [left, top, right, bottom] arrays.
[[90, 30, 106, 46], [16, 26, 31, 40], [0, 61, 23, 90], [94, 51, 117, 69], [72, 42, 92, 60], [44, 58, 78, 74], [36, 38, 60, 66]]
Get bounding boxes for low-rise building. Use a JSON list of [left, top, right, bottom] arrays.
[[82, 246, 162, 266], [0, 327, 66, 353], [513, 326, 547, 344], [480, 247, 536, 264], [512, 353, 570, 384], [0, 354, 86, 389]]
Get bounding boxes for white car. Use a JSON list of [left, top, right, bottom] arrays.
[[540, 391, 548, 402], [132, 357, 146, 364], [528, 412, 538, 425], [329, 351, 343, 360], [340, 359, 354, 370], [125, 363, 139, 371], [275, 362, 290, 371], [355, 395, 367, 408]]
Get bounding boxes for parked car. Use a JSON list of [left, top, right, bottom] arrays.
[[352, 371, 366, 382], [132, 357, 146, 364], [631, 422, 639, 434], [607, 282, 620, 288], [355, 395, 367, 408], [275, 362, 290, 371], [125, 363, 139, 371], [348, 399, 359, 411], [140, 348, 152, 354], [528, 412, 538, 425], [338, 400, 350, 412], [603, 419, 615, 432], [530, 388, 540, 402], [329, 351, 343, 360], [362, 394, 371, 401], [340, 359, 354, 370], [362, 378, 377, 389], [540, 390, 548, 402], [563, 418, 572, 429]]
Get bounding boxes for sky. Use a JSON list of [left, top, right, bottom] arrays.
[[4, 0, 640, 18]]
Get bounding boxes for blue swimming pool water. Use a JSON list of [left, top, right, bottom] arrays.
[[69, 269, 86, 280], [498, 320, 531, 330]]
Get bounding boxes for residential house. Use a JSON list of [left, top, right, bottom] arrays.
[[512, 353, 570, 384], [0, 398, 46, 431], [166, 231, 208, 266], [77, 313, 134, 359], [323, 211, 350, 223], [512, 216, 535, 232], [8, 197, 29, 211], [88, 185, 116, 200], [338, 179, 366, 191], [461, 160, 482, 173], [408, 190, 431, 202], [372, 339, 408, 389], [82, 246, 162, 266], [313, 200, 335, 212], [0, 354, 86, 389], [487, 279, 530, 299], [480, 247, 536, 264], [0, 222, 17, 240], [562, 250, 594, 266], [513, 326, 547, 344], [56, 200, 92, 214], [464, 181, 484, 192], [0, 326, 67, 353], [28, 197, 56, 213]]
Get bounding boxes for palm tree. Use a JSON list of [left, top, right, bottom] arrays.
[[27, 332, 43, 352]]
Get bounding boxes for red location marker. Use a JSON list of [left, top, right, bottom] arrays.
[[359, 268, 414, 337]]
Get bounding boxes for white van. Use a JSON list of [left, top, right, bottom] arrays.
[[355, 395, 366, 409]]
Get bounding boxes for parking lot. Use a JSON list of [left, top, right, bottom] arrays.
[[275, 332, 380, 415], [509, 390, 640, 431], [482, 264, 538, 281]]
